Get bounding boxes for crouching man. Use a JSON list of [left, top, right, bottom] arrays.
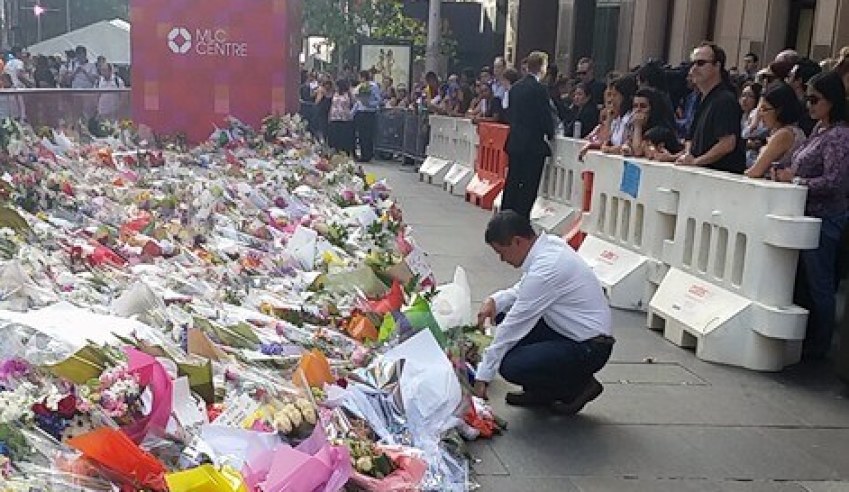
[[473, 211, 614, 414]]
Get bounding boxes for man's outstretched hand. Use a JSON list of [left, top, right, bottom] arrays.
[[476, 298, 496, 331]]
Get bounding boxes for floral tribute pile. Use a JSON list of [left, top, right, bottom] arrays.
[[0, 115, 504, 491]]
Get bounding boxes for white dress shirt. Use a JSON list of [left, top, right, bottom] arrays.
[[476, 233, 612, 382]]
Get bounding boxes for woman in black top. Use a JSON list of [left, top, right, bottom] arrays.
[[564, 82, 599, 138]]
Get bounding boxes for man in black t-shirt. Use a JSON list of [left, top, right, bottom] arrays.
[[675, 42, 745, 174]]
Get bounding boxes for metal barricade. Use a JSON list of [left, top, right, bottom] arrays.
[[375, 107, 406, 154], [0, 89, 131, 128], [402, 109, 429, 162]]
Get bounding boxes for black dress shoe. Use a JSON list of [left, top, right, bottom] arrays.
[[505, 390, 556, 407], [550, 377, 603, 415]]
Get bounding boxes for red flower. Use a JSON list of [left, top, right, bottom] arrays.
[[57, 395, 78, 419], [31, 401, 50, 416], [336, 378, 348, 389]]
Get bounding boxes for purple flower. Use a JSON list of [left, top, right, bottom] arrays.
[[0, 359, 30, 382], [259, 342, 301, 357]]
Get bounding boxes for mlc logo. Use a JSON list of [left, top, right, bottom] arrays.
[[167, 28, 192, 54]]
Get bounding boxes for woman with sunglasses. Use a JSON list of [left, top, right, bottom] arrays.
[[744, 82, 804, 179], [774, 71, 849, 359]]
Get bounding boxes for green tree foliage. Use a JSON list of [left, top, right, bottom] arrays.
[[303, 0, 456, 65], [15, 0, 128, 47]]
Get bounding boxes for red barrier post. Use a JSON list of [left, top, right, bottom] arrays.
[[466, 122, 510, 210]]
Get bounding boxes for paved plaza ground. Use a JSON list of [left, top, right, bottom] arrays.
[[366, 160, 849, 492]]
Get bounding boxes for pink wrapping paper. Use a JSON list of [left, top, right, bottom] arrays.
[[349, 447, 428, 492], [122, 348, 174, 443], [241, 424, 352, 492]]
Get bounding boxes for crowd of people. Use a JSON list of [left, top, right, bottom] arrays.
[[0, 45, 129, 121], [301, 42, 849, 370]]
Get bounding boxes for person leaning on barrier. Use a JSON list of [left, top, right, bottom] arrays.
[[744, 82, 804, 179], [469, 83, 504, 125], [773, 71, 849, 360], [472, 211, 614, 414], [563, 82, 599, 139], [598, 74, 638, 155], [674, 42, 746, 173], [625, 87, 681, 159]]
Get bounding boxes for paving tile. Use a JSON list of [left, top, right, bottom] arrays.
[[570, 477, 808, 492], [770, 429, 849, 479], [796, 482, 849, 492], [473, 475, 581, 492], [599, 362, 708, 386], [469, 442, 509, 476]]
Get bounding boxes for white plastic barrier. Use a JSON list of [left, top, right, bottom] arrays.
[[575, 152, 821, 370], [648, 167, 820, 371], [420, 115, 456, 185], [443, 118, 477, 196], [493, 137, 585, 234], [577, 154, 678, 310], [534, 137, 585, 233]]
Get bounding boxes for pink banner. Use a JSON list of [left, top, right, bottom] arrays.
[[131, 0, 302, 143]]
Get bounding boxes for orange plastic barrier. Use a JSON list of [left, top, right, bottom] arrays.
[[565, 170, 595, 250], [466, 123, 510, 210]]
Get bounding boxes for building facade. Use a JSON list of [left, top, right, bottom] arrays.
[[505, 0, 849, 76]]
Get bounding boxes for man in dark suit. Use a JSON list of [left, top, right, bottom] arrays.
[[502, 51, 556, 219]]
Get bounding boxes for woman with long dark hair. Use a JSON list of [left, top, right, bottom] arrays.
[[774, 71, 849, 359], [744, 82, 804, 178]]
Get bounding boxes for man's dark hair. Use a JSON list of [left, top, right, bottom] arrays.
[[744, 52, 759, 63], [485, 211, 536, 246], [636, 61, 668, 92], [336, 78, 350, 94], [698, 41, 727, 69], [791, 58, 822, 86], [504, 68, 520, 84], [762, 81, 802, 125], [359, 70, 372, 80], [10, 46, 22, 57], [425, 71, 438, 83], [75, 45, 87, 57], [809, 71, 847, 124]]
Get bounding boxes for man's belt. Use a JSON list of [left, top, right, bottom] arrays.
[[587, 334, 616, 345]]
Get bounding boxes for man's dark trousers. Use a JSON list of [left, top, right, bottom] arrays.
[[501, 154, 546, 219], [499, 318, 612, 400], [354, 111, 376, 162]]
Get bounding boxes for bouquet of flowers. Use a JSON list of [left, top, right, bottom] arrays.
[[80, 363, 142, 427]]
